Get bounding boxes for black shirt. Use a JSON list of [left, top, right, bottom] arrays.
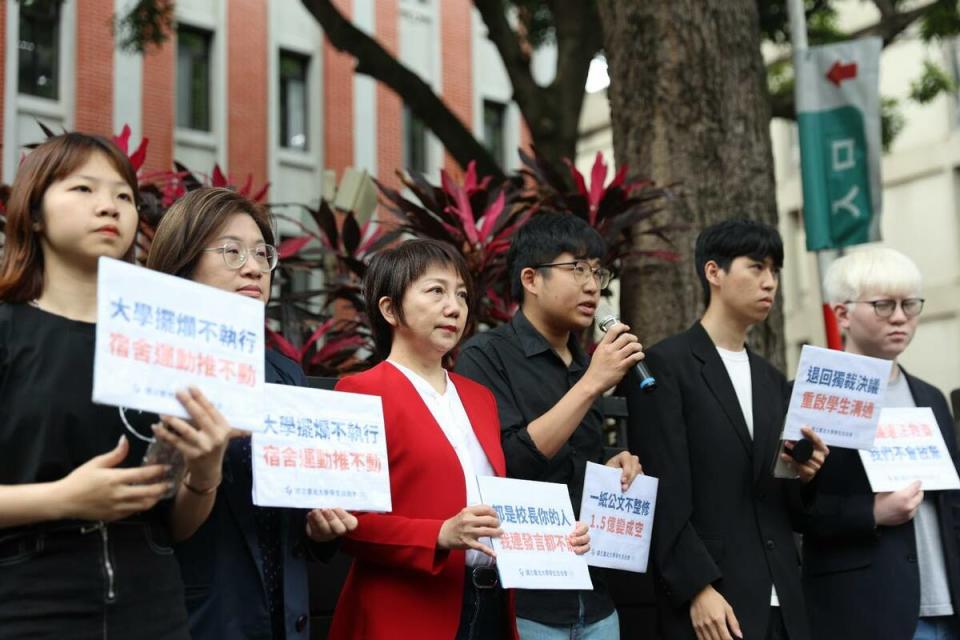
[[0, 303, 169, 529], [455, 310, 616, 625]]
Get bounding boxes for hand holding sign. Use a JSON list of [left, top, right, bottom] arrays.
[[152, 386, 243, 492], [873, 480, 923, 527], [438, 504, 503, 559]]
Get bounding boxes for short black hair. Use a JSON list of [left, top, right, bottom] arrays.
[[694, 218, 784, 307], [363, 239, 474, 359], [507, 213, 606, 303]]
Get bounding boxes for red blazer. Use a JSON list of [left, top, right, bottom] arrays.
[[328, 362, 519, 640]]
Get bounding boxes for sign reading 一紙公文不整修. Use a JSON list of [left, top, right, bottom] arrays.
[[783, 345, 892, 450], [476, 475, 592, 590], [796, 37, 883, 251], [252, 383, 391, 511], [859, 407, 960, 492], [93, 257, 265, 431], [579, 462, 658, 573]]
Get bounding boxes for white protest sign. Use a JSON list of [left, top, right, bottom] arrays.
[[579, 462, 658, 572], [783, 345, 892, 449], [93, 257, 265, 431], [476, 476, 592, 590], [252, 383, 391, 511], [859, 407, 960, 492]]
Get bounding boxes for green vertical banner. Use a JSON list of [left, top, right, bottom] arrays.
[[796, 37, 882, 251]]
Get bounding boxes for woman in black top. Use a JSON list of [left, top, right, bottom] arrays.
[[0, 133, 234, 638], [146, 186, 358, 640]]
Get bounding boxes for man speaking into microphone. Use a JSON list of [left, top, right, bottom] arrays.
[[456, 213, 645, 639]]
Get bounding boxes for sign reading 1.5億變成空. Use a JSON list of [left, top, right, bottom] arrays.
[[252, 384, 392, 512], [92, 257, 266, 431], [783, 345, 892, 450], [477, 476, 592, 590], [578, 462, 658, 573]]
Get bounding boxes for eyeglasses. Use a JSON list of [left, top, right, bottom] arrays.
[[845, 298, 925, 318], [203, 241, 278, 272], [535, 260, 612, 289]]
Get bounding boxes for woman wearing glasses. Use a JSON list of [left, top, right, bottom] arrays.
[[146, 187, 357, 640]]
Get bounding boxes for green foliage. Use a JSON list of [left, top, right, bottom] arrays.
[[756, 0, 838, 44], [113, 0, 174, 54], [509, 0, 557, 48], [880, 97, 905, 151], [919, 0, 960, 41], [910, 60, 957, 104]]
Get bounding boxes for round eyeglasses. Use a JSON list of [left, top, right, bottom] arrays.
[[534, 260, 612, 289], [203, 241, 278, 272], [845, 298, 925, 318]]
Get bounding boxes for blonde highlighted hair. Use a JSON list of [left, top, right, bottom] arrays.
[[823, 246, 922, 304]]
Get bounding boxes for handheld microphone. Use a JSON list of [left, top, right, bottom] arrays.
[[596, 309, 656, 392]]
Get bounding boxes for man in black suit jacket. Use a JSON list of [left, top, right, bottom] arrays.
[[628, 220, 828, 640], [799, 247, 960, 640]]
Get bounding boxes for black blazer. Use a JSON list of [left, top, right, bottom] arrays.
[[175, 349, 327, 639], [799, 370, 960, 640], [627, 323, 812, 640]]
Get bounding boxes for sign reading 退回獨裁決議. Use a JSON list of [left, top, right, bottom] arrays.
[[92, 257, 265, 431], [476, 476, 592, 590], [859, 407, 960, 492], [783, 345, 892, 450], [252, 383, 391, 511], [579, 462, 658, 573]]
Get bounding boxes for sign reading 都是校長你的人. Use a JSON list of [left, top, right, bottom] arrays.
[[796, 37, 882, 251]]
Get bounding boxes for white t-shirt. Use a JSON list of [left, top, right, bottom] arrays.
[[388, 360, 497, 567], [716, 347, 778, 606]]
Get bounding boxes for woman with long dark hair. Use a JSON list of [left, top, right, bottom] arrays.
[[0, 133, 231, 638]]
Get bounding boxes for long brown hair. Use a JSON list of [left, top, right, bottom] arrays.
[[0, 133, 140, 302], [146, 187, 275, 280]]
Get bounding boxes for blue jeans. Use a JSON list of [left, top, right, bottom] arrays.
[[517, 610, 619, 640], [915, 617, 960, 640]]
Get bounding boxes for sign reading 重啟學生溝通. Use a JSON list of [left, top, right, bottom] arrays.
[[858, 407, 960, 492], [579, 462, 658, 573], [476, 476, 592, 590], [93, 257, 265, 431], [252, 383, 391, 511], [783, 345, 892, 450]]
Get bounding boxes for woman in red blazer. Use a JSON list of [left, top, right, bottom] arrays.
[[330, 240, 589, 639]]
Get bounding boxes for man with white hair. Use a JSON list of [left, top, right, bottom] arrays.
[[801, 246, 960, 640]]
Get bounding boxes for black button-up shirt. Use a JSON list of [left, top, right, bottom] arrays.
[[455, 311, 616, 625]]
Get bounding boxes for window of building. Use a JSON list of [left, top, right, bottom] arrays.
[[483, 100, 507, 168], [279, 51, 309, 150], [18, 0, 61, 100], [403, 105, 428, 174], [176, 27, 212, 131]]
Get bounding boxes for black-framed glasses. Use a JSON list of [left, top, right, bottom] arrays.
[[203, 241, 278, 272], [535, 260, 612, 289], [845, 298, 925, 318]]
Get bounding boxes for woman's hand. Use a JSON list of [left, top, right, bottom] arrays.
[[568, 521, 591, 555], [58, 435, 172, 521], [153, 387, 242, 493], [437, 505, 503, 559], [306, 508, 359, 542]]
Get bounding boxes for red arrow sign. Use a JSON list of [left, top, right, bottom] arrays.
[[826, 61, 858, 87]]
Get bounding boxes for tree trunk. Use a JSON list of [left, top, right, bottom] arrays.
[[597, 0, 785, 369]]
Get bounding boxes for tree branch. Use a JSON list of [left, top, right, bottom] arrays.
[[301, 0, 503, 177], [472, 1, 549, 131]]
